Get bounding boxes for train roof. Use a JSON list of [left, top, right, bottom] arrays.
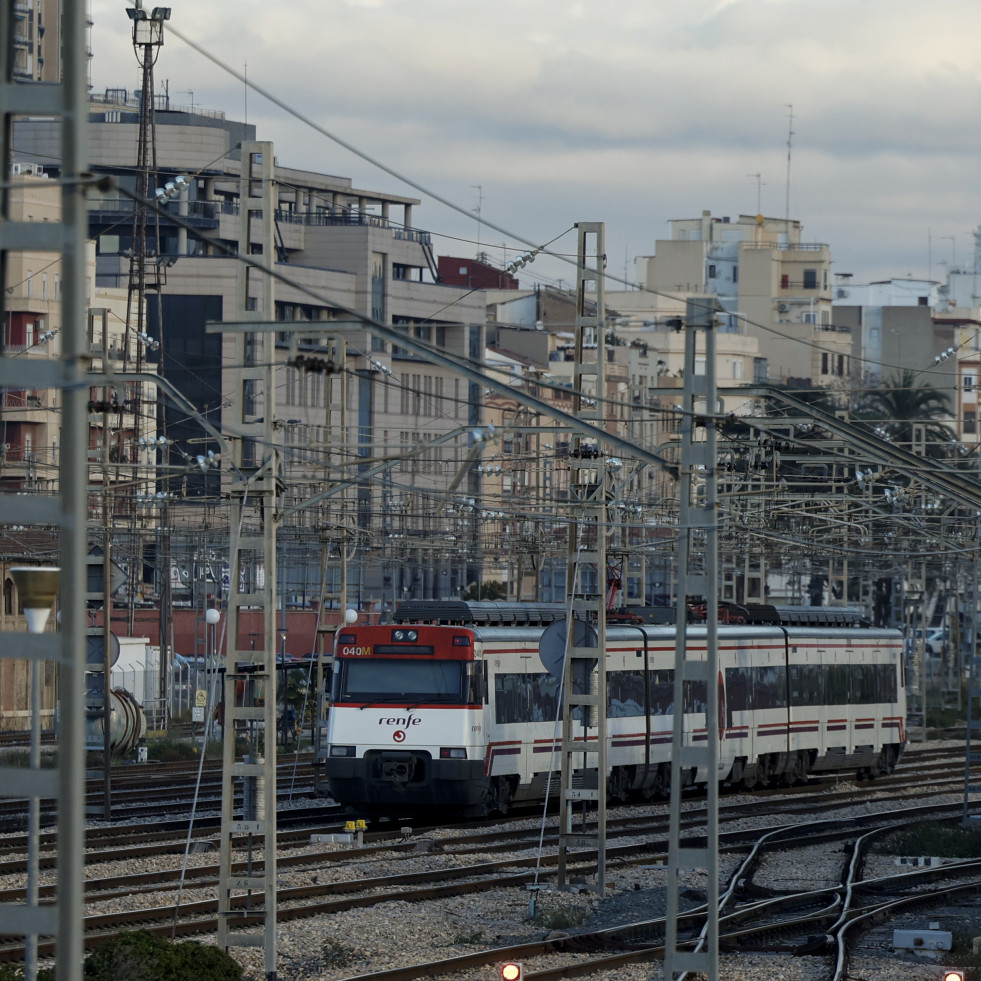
[[393, 600, 567, 626], [392, 600, 873, 629]]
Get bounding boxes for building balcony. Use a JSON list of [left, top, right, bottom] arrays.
[[743, 241, 828, 252]]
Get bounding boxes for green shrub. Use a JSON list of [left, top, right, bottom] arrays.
[[319, 937, 355, 968], [528, 905, 589, 930], [879, 821, 981, 858], [0, 966, 53, 981], [83, 929, 241, 981], [145, 737, 200, 763]]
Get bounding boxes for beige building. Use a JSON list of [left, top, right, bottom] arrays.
[[10, 0, 61, 83], [15, 97, 489, 609], [2, 174, 149, 506], [1, 171, 149, 730], [634, 210, 845, 388]]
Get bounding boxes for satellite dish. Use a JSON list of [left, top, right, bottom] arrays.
[[539, 617, 597, 679], [86, 631, 120, 668]]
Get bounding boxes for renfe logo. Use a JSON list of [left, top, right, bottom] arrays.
[[378, 714, 422, 727]]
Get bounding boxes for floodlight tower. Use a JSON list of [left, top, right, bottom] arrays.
[[124, 2, 173, 703], [123, 3, 170, 368]]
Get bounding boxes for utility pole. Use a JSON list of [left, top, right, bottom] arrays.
[[556, 222, 609, 895], [216, 142, 280, 979], [664, 297, 721, 981]]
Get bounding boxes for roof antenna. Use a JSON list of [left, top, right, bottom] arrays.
[[784, 104, 794, 233]]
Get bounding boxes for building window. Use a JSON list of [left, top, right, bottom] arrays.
[[964, 375, 975, 391], [707, 264, 716, 279], [965, 411, 977, 435], [780, 274, 789, 289], [803, 269, 818, 289], [821, 352, 829, 375], [803, 312, 817, 325]]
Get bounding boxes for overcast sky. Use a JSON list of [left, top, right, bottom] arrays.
[[89, 0, 981, 292]]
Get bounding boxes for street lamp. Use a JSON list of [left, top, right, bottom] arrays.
[[11, 566, 59, 633], [205, 608, 221, 740], [10, 566, 59, 981]]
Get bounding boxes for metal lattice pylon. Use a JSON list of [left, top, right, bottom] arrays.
[[0, 2, 90, 978], [556, 222, 609, 896], [663, 297, 721, 980], [216, 143, 280, 979]]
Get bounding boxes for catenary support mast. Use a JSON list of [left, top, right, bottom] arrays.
[[664, 298, 721, 980], [216, 142, 280, 980], [0, 2, 90, 978], [556, 222, 609, 895]]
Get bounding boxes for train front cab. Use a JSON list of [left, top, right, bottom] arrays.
[[324, 623, 493, 816]]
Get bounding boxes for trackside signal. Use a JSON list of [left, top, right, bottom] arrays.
[[500, 962, 523, 980]]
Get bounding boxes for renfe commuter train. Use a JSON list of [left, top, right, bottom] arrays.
[[323, 601, 907, 818]]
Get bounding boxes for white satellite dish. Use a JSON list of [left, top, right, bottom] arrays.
[[538, 617, 597, 679]]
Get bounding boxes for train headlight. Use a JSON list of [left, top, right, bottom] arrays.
[[391, 629, 419, 642], [439, 747, 467, 759], [942, 971, 965, 981], [500, 963, 523, 981], [329, 745, 355, 757]]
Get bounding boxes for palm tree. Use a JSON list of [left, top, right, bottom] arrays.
[[855, 369, 956, 458]]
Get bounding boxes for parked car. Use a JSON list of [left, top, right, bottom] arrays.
[[904, 627, 946, 656]]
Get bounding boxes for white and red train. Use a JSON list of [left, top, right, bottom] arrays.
[[323, 601, 906, 817]]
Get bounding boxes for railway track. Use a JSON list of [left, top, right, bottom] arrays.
[[1, 771, 976, 973], [0, 741, 973, 977]]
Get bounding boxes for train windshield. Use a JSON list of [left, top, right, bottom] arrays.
[[333, 658, 482, 706]]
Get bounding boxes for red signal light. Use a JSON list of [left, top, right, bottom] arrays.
[[501, 963, 523, 981]]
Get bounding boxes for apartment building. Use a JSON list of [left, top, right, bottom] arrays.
[[13, 94, 489, 609], [10, 0, 61, 83], [635, 210, 845, 388]]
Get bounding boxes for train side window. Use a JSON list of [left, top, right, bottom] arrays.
[[851, 664, 872, 704], [725, 667, 749, 720], [790, 664, 821, 707], [494, 672, 560, 724], [874, 663, 897, 703], [608, 669, 645, 717], [683, 678, 707, 714], [751, 665, 787, 710], [466, 662, 486, 705], [827, 664, 848, 704], [650, 669, 673, 715]]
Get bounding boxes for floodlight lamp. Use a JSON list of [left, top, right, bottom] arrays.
[[126, 8, 147, 20], [151, 7, 171, 21], [10, 566, 60, 634]]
